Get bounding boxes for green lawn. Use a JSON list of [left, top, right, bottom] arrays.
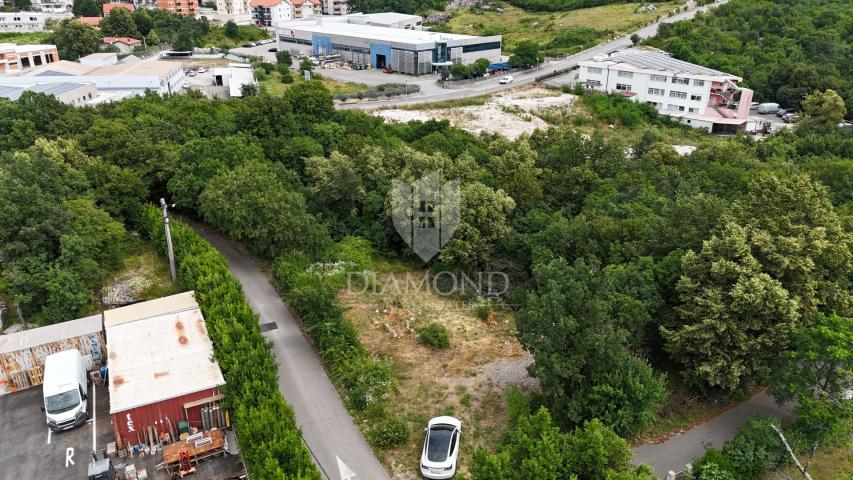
[[445, 2, 684, 53], [260, 70, 368, 96], [0, 31, 52, 45]]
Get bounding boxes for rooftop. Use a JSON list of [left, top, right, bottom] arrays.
[[250, 0, 281, 7], [0, 314, 102, 355], [103, 2, 134, 14], [594, 49, 736, 78], [78, 16, 102, 26], [102, 36, 142, 45], [277, 18, 478, 44], [105, 291, 225, 414]]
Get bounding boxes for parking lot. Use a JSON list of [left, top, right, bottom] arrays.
[[0, 382, 244, 479], [0, 382, 113, 478]]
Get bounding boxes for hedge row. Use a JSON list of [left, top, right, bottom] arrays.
[[139, 205, 321, 480], [335, 84, 422, 102], [272, 237, 393, 413]]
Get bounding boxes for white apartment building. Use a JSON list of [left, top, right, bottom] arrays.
[[216, 0, 250, 15], [250, 0, 292, 27], [578, 49, 756, 134], [30, 0, 73, 13], [0, 12, 46, 32], [323, 0, 348, 15]]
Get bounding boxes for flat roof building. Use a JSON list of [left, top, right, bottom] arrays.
[[0, 81, 96, 105], [276, 13, 501, 75], [104, 291, 226, 449], [578, 49, 756, 134], [0, 43, 59, 74]]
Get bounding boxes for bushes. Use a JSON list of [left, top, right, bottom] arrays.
[[692, 416, 788, 480], [581, 93, 670, 128], [334, 84, 421, 102], [417, 323, 450, 349], [369, 416, 410, 449], [273, 239, 393, 412], [139, 205, 320, 480]]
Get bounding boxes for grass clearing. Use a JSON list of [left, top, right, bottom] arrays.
[[98, 242, 181, 310], [445, 2, 684, 52], [0, 31, 51, 45], [260, 70, 368, 96], [339, 262, 535, 478], [764, 446, 853, 480]]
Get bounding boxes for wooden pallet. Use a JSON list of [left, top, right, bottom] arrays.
[[160, 429, 224, 466]]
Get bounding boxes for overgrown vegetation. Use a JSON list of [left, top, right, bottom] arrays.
[[645, 0, 853, 111]]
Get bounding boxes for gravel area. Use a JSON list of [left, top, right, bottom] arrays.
[[451, 352, 540, 391]]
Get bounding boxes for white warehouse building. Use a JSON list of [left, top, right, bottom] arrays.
[[578, 49, 756, 134], [276, 13, 502, 75]]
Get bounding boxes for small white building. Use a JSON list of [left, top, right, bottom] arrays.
[[322, 0, 348, 15], [101, 37, 143, 53], [213, 63, 257, 97], [0, 82, 97, 105], [215, 0, 250, 15], [31, 0, 73, 13], [578, 49, 756, 134], [0, 12, 46, 33]]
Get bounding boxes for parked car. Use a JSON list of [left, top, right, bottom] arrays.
[[783, 113, 800, 123], [776, 108, 794, 117], [187, 71, 197, 77], [499, 75, 513, 84], [749, 101, 760, 110], [268, 47, 278, 52], [757, 102, 780, 114], [420, 417, 462, 479], [198, 67, 207, 73], [182, 82, 191, 89]]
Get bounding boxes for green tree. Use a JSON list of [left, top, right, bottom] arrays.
[[509, 41, 544, 68], [101, 8, 139, 38], [438, 182, 515, 266], [198, 160, 331, 258], [72, 0, 100, 16], [240, 83, 259, 96], [146, 30, 161, 46], [299, 57, 314, 75], [472, 57, 491, 77], [800, 89, 847, 133], [12, 0, 32, 10], [630, 33, 641, 46], [173, 26, 195, 52], [223, 20, 239, 39], [48, 20, 101, 60], [132, 9, 153, 36], [275, 50, 292, 67], [517, 257, 666, 435], [663, 221, 800, 390], [450, 62, 472, 79]]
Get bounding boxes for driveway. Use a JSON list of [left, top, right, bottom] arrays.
[[631, 390, 795, 478], [193, 225, 390, 480]]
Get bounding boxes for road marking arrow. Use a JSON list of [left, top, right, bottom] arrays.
[[336, 456, 358, 480]]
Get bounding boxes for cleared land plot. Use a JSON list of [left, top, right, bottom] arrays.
[[339, 267, 536, 479], [260, 71, 368, 96], [446, 2, 683, 52], [375, 86, 573, 139]]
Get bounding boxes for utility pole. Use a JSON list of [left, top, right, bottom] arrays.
[[160, 198, 177, 284]]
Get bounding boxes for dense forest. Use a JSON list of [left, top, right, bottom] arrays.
[[0, 78, 850, 477], [646, 0, 853, 111]]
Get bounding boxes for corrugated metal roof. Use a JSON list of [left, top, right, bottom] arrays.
[[0, 314, 103, 355], [28, 82, 89, 96], [0, 85, 24, 101], [105, 291, 226, 414], [608, 50, 731, 77]]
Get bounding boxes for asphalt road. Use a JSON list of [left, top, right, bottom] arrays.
[[339, 0, 731, 110], [631, 391, 795, 478], [195, 225, 390, 480]]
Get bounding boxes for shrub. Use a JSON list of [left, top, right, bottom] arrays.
[[418, 323, 450, 349], [473, 301, 493, 321], [369, 416, 410, 449], [260, 62, 275, 73]]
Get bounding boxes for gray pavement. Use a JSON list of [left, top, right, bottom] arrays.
[[194, 225, 390, 480], [631, 391, 795, 478]]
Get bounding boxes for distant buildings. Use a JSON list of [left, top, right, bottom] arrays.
[[154, 0, 198, 15], [30, 0, 73, 13], [102, 36, 143, 53], [0, 50, 186, 104], [0, 82, 96, 105], [250, 0, 293, 28], [102, 1, 135, 15], [578, 49, 756, 133], [322, 0, 348, 15], [275, 13, 500, 75], [0, 43, 59, 74], [292, 0, 320, 19], [216, 0, 250, 15], [0, 12, 46, 33]]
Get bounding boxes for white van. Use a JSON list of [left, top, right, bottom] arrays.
[[757, 102, 780, 114], [42, 349, 89, 432]]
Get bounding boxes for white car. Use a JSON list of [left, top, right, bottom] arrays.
[[499, 75, 513, 84], [420, 416, 461, 479], [198, 67, 207, 73], [182, 82, 191, 89]]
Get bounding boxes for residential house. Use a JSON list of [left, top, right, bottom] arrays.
[[0, 12, 46, 33], [78, 16, 102, 26], [30, 0, 73, 13], [155, 0, 198, 15], [102, 1, 135, 14], [102, 36, 142, 53], [292, 0, 320, 19], [322, 0, 348, 15]]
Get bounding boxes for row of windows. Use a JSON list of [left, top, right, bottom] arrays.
[[587, 66, 603, 75], [662, 104, 699, 113], [616, 83, 631, 91], [617, 70, 632, 78], [462, 41, 502, 53], [648, 87, 665, 96], [670, 90, 687, 99], [279, 36, 312, 45]]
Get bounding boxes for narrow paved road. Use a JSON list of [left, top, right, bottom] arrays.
[[631, 391, 794, 478], [339, 0, 730, 110], [195, 225, 390, 480]]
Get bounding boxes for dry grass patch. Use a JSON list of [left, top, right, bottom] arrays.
[[340, 268, 535, 479]]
